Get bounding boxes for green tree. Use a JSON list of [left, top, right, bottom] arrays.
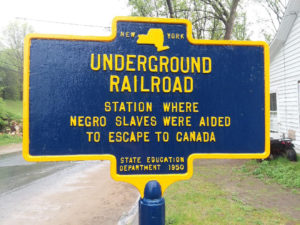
[[262, 0, 288, 31], [128, 0, 248, 40], [257, 0, 288, 43], [0, 21, 33, 100], [232, 12, 251, 40]]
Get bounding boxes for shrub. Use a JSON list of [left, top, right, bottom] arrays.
[[0, 97, 21, 132]]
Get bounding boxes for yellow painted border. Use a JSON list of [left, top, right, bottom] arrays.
[[23, 16, 270, 197]]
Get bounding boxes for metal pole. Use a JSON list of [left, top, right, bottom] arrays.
[[139, 180, 165, 225]]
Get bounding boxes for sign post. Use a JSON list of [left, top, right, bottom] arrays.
[[139, 181, 165, 225], [23, 17, 269, 225]]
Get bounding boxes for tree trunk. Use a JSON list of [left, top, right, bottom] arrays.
[[166, 0, 175, 18], [224, 0, 240, 40]]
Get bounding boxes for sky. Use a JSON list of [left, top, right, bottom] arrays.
[[0, 0, 275, 41], [0, 0, 131, 36]]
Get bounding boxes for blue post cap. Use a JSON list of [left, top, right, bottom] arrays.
[[144, 180, 162, 200], [140, 180, 165, 225]]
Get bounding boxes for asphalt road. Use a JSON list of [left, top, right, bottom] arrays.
[[0, 150, 139, 225], [0, 151, 74, 195]]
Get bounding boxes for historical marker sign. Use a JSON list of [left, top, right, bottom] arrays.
[[23, 17, 270, 195]]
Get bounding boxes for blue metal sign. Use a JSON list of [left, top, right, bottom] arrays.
[[23, 17, 270, 195]]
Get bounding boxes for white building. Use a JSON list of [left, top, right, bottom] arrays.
[[270, 0, 300, 151]]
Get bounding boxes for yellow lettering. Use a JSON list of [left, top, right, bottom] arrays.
[[162, 77, 171, 93], [85, 116, 91, 127], [170, 57, 179, 72], [202, 57, 212, 73], [90, 54, 100, 71], [86, 132, 93, 142], [225, 117, 231, 126], [103, 54, 113, 71], [126, 55, 136, 72], [151, 76, 160, 92], [110, 75, 120, 92], [93, 117, 99, 126], [121, 76, 132, 92], [184, 77, 193, 93], [104, 102, 111, 112], [176, 132, 182, 142], [159, 56, 169, 72], [172, 77, 183, 93], [191, 57, 200, 73], [78, 116, 84, 127], [210, 132, 216, 142], [115, 55, 124, 71], [180, 57, 189, 73], [137, 55, 147, 71], [163, 103, 171, 112], [149, 56, 158, 72], [115, 116, 122, 126], [141, 76, 150, 92], [70, 116, 77, 126], [109, 132, 115, 142]]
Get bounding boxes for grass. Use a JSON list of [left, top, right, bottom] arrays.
[[164, 169, 291, 225], [3, 100, 22, 119], [0, 134, 22, 146], [0, 100, 22, 146], [237, 156, 300, 189]]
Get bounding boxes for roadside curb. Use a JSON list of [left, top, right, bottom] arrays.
[[0, 143, 22, 156], [118, 196, 139, 225]]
